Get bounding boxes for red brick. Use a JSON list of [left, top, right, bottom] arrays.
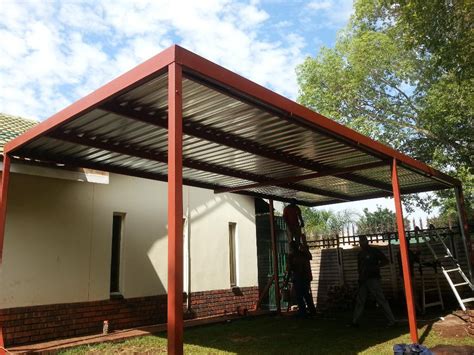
[[3, 286, 258, 346]]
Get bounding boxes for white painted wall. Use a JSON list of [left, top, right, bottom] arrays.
[[0, 171, 257, 308]]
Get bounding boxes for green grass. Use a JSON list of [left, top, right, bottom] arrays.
[[60, 313, 474, 354]]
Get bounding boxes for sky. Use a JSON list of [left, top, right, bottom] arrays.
[[0, 0, 353, 120], [0, 0, 434, 222]]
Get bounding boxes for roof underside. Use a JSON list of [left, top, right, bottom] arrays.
[[5, 46, 457, 206]]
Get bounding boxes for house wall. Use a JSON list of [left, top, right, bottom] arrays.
[[0, 171, 258, 309]]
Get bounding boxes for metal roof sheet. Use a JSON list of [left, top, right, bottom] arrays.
[[4, 45, 458, 206]]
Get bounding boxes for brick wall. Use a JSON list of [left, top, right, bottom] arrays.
[[0, 286, 258, 346]]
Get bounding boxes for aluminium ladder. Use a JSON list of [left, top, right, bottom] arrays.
[[420, 229, 474, 311], [411, 232, 444, 313], [418, 252, 444, 313]]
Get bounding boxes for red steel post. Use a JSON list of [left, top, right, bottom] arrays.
[[167, 62, 184, 355], [269, 199, 281, 313], [391, 159, 418, 343], [455, 186, 473, 280], [0, 154, 11, 354]]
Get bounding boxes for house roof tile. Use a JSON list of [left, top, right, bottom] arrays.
[[0, 113, 38, 154]]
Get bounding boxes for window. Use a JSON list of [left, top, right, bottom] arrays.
[[110, 213, 125, 295], [229, 222, 237, 287]]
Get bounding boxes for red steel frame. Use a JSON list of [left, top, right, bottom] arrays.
[[174, 47, 458, 188], [1, 45, 470, 351], [392, 159, 418, 343], [4, 45, 460, 189], [167, 63, 184, 355]]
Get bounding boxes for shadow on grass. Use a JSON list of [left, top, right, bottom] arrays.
[[62, 310, 473, 354], [418, 321, 433, 344], [154, 312, 408, 355]]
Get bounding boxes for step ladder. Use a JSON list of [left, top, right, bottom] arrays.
[[411, 232, 444, 313], [420, 229, 474, 311], [418, 253, 444, 313]]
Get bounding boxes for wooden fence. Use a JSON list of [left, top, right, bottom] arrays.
[[308, 226, 473, 308]]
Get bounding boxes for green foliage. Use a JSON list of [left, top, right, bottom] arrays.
[[386, 0, 474, 80], [301, 206, 356, 239], [356, 205, 409, 234], [297, 0, 473, 217]]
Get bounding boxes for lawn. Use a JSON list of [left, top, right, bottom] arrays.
[[60, 313, 474, 354]]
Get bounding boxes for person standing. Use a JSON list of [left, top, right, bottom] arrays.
[[283, 199, 305, 244], [287, 241, 316, 317], [351, 235, 396, 327]]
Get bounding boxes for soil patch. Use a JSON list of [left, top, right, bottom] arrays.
[[431, 344, 474, 355], [432, 314, 469, 338]]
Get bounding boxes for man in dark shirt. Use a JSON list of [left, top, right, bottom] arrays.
[[287, 241, 316, 317], [351, 235, 396, 327], [283, 199, 305, 244]]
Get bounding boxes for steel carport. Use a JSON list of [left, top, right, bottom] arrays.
[[0, 45, 471, 354]]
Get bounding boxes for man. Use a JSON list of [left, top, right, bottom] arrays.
[[351, 235, 396, 327], [283, 199, 305, 244], [287, 241, 316, 317], [300, 241, 317, 315]]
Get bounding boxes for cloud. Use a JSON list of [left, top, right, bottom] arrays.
[[307, 1, 332, 10], [0, 0, 308, 120], [305, 0, 354, 27]]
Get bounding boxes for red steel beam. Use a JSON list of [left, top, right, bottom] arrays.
[[101, 102, 392, 194], [455, 186, 473, 280], [214, 161, 387, 194], [10, 151, 317, 208], [310, 183, 449, 207], [269, 199, 281, 313], [48, 131, 263, 182], [167, 62, 184, 355], [47, 131, 353, 201], [175, 45, 459, 187], [392, 159, 418, 343]]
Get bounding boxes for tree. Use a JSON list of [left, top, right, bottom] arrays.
[[356, 205, 409, 234], [381, 0, 474, 80], [301, 207, 356, 239], [297, 0, 473, 218]]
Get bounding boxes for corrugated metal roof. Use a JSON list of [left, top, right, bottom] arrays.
[[4, 46, 458, 206]]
